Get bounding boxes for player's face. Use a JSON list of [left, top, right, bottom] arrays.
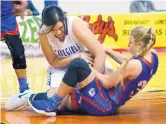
[[47, 22, 65, 39]]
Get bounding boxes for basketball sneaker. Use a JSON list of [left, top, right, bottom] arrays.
[[5, 90, 31, 111], [28, 94, 63, 116]]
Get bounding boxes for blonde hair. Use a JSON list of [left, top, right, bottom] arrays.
[[120, 26, 156, 85]]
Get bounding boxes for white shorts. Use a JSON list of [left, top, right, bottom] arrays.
[[46, 66, 67, 89], [46, 60, 114, 89]]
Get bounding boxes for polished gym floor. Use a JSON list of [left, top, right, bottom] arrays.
[[1, 52, 166, 124]]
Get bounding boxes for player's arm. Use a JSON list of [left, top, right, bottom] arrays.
[[73, 17, 106, 73], [39, 30, 80, 68], [105, 48, 127, 64], [92, 59, 142, 89]]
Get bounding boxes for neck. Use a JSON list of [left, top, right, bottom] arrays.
[[143, 50, 152, 60], [55, 34, 65, 42]]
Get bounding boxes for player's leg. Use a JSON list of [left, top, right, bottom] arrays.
[[80, 78, 116, 116], [4, 34, 31, 111], [4, 34, 30, 94], [5, 64, 64, 111], [28, 58, 95, 116]]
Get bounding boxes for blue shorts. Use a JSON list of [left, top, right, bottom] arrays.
[[79, 78, 117, 116]]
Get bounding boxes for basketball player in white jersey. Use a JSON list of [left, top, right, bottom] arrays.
[[40, 5, 114, 92], [5, 5, 113, 110]]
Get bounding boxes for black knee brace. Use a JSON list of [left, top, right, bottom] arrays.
[[4, 35, 27, 69], [62, 58, 91, 87]]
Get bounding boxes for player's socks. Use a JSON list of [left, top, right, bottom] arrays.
[[18, 78, 29, 93], [28, 93, 63, 116]]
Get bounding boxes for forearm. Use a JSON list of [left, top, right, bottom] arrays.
[[106, 48, 127, 64], [91, 67, 113, 89], [100, 69, 121, 89], [50, 54, 79, 68], [93, 53, 106, 74], [91, 67, 107, 84]]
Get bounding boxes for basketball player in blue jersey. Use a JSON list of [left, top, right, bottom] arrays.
[[29, 25, 158, 116], [1, 0, 32, 110]]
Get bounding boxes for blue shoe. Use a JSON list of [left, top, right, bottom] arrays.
[[29, 93, 48, 100], [28, 99, 58, 116]]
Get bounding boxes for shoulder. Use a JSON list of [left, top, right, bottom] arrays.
[[150, 49, 158, 55], [72, 16, 89, 31], [39, 25, 48, 36], [39, 25, 49, 43], [124, 59, 142, 79], [126, 59, 142, 70], [39, 25, 45, 34]]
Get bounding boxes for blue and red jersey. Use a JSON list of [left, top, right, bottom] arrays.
[[107, 52, 158, 107], [71, 52, 158, 116], [1, 0, 18, 39]]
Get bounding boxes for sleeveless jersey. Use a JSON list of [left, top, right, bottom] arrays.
[[1, 1, 17, 33], [108, 52, 158, 107], [43, 16, 87, 59]]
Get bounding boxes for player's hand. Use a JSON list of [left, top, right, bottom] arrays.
[[76, 52, 94, 66]]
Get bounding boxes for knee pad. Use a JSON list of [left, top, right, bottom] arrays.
[[68, 58, 90, 71], [62, 58, 91, 87], [12, 54, 27, 69], [4, 35, 27, 69]]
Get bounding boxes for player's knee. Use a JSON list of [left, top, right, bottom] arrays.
[[68, 58, 92, 82], [62, 58, 91, 86], [68, 58, 89, 71], [4, 35, 27, 69], [12, 49, 27, 69]]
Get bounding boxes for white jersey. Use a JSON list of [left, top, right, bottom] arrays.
[[42, 16, 87, 88], [43, 16, 113, 89], [43, 16, 86, 59]]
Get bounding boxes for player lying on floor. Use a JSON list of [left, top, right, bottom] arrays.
[[28, 26, 158, 116]]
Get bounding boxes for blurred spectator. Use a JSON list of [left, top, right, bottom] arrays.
[[130, 0, 156, 13], [44, 0, 58, 7], [44, 0, 68, 14], [25, 0, 39, 16]]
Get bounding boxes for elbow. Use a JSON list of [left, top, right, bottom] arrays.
[[50, 62, 59, 69], [102, 81, 114, 90], [49, 61, 55, 68], [101, 78, 113, 89], [50, 61, 59, 69], [101, 80, 109, 89], [50, 62, 55, 68], [48, 58, 58, 68]]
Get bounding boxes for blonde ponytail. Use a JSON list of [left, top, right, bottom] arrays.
[[119, 26, 156, 85]]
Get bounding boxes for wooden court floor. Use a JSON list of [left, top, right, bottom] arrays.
[[1, 52, 166, 124]]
